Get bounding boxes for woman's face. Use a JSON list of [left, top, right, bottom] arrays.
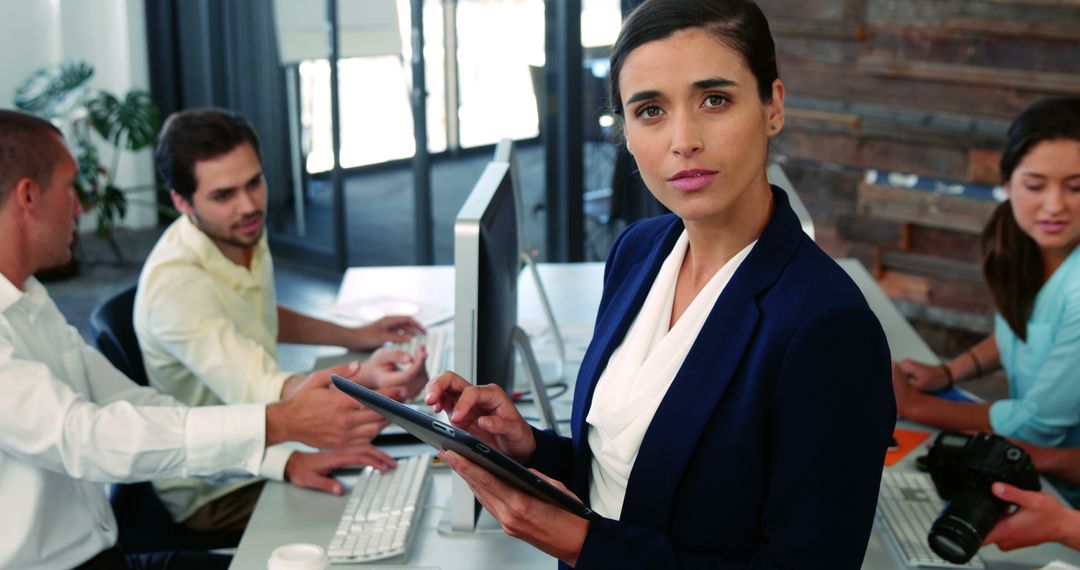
[[618, 28, 783, 225], [1005, 138, 1080, 265]]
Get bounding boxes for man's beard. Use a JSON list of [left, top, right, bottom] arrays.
[[191, 211, 264, 249]]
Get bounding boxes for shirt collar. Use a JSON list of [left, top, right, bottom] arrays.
[[0, 272, 48, 315], [174, 214, 269, 290]]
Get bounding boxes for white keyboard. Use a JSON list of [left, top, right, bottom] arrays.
[[327, 454, 433, 564], [877, 470, 984, 569]]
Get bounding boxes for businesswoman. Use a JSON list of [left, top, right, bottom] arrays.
[[427, 0, 896, 567], [892, 97, 1080, 502]]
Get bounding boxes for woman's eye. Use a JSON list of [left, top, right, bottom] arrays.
[[703, 94, 728, 108], [636, 105, 663, 119]]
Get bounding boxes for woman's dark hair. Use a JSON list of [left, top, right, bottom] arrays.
[[608, 0, 778, 121], [983, 96, 1080, 340], [156, 108, 262, 203]]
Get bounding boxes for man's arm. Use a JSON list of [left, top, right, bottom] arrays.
[[277, 305, 423, 352], [0, 349, 265, 483]]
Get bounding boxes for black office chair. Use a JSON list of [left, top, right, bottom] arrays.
[[89, 285, 242, 553]]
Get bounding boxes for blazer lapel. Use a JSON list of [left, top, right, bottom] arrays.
[[569, 218, 683, 492], [618, 187, 804, 526]]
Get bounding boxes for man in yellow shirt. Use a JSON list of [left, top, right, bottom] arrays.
[[134, 108, 429, 533], [0, 107, 397, 569]]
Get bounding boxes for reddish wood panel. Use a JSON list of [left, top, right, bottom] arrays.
[[778, 131, 970, 180], [781, 63, 1057, 119], [857, 183, 998, 234], [863, 26, 1079, 73], [877, 270, 994, 315], [758, 0, 862, 22], [968, 148, 1003, 185], [836, 213, 902, 247], [908, 226, 984, 263]]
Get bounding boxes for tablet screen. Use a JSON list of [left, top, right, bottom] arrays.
[[331, 375, 599, 520]]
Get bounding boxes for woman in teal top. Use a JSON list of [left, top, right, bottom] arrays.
[[893, 96, 1080, 501]]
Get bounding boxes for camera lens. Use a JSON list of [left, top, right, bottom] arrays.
[[928, 487, 1003, 564]]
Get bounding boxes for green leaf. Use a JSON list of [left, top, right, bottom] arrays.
[[13, 61, 95, 119], [88, 90, 160, 151]]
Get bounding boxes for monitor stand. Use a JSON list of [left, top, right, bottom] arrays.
[[439, 325, 560, 534], [520, 249, 565, 381]]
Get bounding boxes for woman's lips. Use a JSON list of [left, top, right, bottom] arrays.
[[1038, 220, 1068, 234], [668, 170, 717, 192]]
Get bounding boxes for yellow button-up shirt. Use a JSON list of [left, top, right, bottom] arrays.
[[135, 215, 293, 521]]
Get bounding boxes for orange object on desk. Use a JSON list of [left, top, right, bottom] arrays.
[[885, 428, 932, 466]]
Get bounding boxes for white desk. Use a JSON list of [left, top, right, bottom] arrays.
[[231, 260, 1080, 569]]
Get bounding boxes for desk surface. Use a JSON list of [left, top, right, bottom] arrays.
[[233, 260, 1079, 569]]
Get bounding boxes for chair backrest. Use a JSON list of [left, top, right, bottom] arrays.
[[89, 285, 149, 386], [767, 162, 816, 241]]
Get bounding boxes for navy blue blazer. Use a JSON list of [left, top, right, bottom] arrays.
[[530, 187, 896, 569]]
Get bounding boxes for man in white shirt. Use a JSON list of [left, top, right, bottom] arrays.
[[0, 109, 397, 569], [134, 108, 430, 533]]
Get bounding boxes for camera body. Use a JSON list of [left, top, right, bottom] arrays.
[[923, 431, 1041, 563]]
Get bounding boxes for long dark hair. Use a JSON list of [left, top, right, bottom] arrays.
[[608, 0, 778, 121], [983, 96, 1080, 340]]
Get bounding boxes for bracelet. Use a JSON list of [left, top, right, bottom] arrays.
[[967, 349, 985, 378], [939, 364, 955, 391]]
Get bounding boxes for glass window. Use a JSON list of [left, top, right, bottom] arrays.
[[298, 0, 446, 173], [455, 0, 545, 148]]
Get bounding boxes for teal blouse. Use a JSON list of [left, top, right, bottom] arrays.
[[991, 245, 1080, 504], [991, 245, 1080, 446]]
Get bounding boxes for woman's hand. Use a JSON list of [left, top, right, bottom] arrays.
[[439, 449, 589, 566], [895, 358, 951, 392], [425, 371, 536, 463], [891, 362, 929, 419]]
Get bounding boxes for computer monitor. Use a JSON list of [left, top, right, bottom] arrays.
[[452, 160, 518, 396], [446, 143, 558, 533]]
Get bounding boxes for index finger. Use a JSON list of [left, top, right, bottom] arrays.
[[425, 371, 474, 411], [447, 384, 513, 428]]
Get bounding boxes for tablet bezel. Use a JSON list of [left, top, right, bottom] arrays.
[[331, 375, 599, 521]]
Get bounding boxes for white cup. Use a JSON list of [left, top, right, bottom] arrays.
[[267, 543, 329, 570]]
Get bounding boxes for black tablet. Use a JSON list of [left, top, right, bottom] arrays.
[[331, 374, 600, 521]]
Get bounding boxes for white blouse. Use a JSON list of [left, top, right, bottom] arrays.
[[586, 230, 755, 519]]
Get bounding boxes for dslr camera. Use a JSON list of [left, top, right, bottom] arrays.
[[923, 431, 1041, 564]]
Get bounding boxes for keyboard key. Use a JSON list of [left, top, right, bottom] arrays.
[[877, 470, 984, 569], [327, 454, 432, 564]]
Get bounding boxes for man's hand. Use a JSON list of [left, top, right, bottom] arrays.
[[346, 316, 425, 352], [983, 482, 1080, 551], [284, 446, 397, 495], [358, 347, 429, 400], [266, 361, 399, 448]]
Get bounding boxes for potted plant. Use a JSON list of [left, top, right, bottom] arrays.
[[14, 60, 162, 266]]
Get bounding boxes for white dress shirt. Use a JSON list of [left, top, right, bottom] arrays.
[[586, 231, 754, 519], [135, 215, 293, 521], [0, 274, 267, 570]]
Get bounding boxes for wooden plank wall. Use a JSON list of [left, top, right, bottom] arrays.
[[756, 0, 1080, 338]]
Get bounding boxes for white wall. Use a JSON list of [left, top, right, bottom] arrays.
[[0, 0, 156, 230], [0, 1, 62, 108]]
